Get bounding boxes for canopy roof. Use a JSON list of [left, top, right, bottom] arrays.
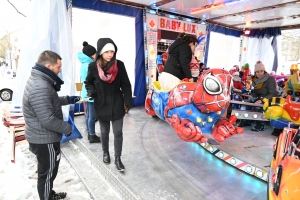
[[103, 0, 300, 30]]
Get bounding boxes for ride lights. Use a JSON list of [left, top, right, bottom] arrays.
[[209, 146, 214, 152], [235, 113, 239, 117], [218, 152, 224, 158], [244, 29, 251, 35], [230, 158, 236, 165], [244, 113, 249, 118], [196, 117, 202, 123], [253, 114, 257, 119], [246, 165, 253, 173], [256, 170, 264, 178]]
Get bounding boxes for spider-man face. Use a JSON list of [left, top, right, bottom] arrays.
[[194, 69, 232, 113]]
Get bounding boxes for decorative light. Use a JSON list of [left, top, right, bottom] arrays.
[[218, 152, 224, 158], [235, 113, 239, 116], [256, 170, 263, 178], [209, 146, 214, 152], [186, 18, 192, 22], [216, 111, 221, 115], [149, 10, 156, 15], [187, 109, 192, 114], [154, 99, 159, 105], [244, 29, 251, 35], [208, 117, 213, 122], [246, 165, 253, 173], [230, 158, 236, 165], [253, 114, 257, 119], [196, 117, 202, 123], [244, 113, 248, 117], [191, 4, 224, 15], [169, 14, 176, 19]]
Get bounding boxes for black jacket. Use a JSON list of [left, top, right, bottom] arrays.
[[163, 38, 192, 80], [85, 38, 132, 121]]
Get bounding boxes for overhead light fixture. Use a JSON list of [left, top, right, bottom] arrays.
[[225, 0, 250, 6], [149, 10, 156, 15], [168, 14, 176, 19], [186, 18, 192, 22], [244, 29, 251, 35], [191, 4, 224, 15]]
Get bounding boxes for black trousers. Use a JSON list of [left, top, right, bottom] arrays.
[[29, 142, 61, 200], [99, 118, 124, 156]]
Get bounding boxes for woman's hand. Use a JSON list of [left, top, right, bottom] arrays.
[[255, 100, 262, 104]]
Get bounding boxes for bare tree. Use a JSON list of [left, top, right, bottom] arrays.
[[0, 34, 16, 69], [282, 30, 300, 62], [6, 0, 26, 17]]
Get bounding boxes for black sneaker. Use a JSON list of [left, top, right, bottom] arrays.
[[89, 135, 101, 143], [251, 125, 264, 132], [51, 190, 67, 200]]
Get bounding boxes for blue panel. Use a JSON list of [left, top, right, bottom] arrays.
[[167, 104, 225, 134], [270, 119, 294, 129], [151, 90, 170, 120]]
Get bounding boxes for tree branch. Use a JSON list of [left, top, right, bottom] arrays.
[[7, 0, 26, 17]]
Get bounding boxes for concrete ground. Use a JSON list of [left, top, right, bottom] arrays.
[[63, 107, 271, 200]]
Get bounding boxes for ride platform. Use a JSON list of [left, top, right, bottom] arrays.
[[64, 107, 274, 200]]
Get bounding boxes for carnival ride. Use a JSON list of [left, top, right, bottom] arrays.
[[267, 126, 300, 200], [145, 69, 244, 143]]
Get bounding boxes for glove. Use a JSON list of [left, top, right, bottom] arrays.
[[68, 96, 81, 104], [125, 105, 132, 113], [86, 93, 95, 101]]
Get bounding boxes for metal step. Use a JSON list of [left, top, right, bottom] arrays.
[[61, 139, 140, 200]]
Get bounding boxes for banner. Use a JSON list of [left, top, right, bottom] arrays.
[[158, 17, 197, 35], [194, 24, 207, 62]]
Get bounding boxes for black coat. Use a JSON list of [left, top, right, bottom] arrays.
[[163, 38, 192, 80], [85, 60, 132, 121]]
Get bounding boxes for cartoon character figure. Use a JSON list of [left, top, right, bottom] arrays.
[[145, 69, 244, 143], [263, 96, 300, 129]]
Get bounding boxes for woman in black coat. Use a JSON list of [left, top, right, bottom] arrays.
[[85, 38, 132, 172], [159, 33, 198, 90]]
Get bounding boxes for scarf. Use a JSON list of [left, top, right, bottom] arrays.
[[252, 73, 269, 90], [97, 60, 118, 84], [33, 63, 64, 91]]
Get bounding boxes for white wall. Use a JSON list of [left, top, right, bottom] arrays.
[[207, 32, 240, 71], [72, 8, 136, 94]]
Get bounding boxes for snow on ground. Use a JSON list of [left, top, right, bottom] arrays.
[[0, 103, 92, 200]]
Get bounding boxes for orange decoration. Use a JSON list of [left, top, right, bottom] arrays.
[[187, 109, 192, 115]]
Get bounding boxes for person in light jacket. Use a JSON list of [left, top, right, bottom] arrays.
[[78, 41, 101, 143]]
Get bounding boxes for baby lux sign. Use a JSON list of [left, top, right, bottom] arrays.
[[158, 17, 197, 35]]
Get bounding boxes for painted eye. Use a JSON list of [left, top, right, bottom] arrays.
[[204, 73, 222, 95]]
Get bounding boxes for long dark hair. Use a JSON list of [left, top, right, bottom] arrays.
[[178, 32, 197, 44]]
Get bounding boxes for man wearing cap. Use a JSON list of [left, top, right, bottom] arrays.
[[78, 41, 101, 143]]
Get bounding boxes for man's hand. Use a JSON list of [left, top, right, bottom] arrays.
[[67, 96, 81, 104]]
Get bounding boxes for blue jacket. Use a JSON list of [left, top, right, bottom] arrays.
[[77, 52, 94, 102]]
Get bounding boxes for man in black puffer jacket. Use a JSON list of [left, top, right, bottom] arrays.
[[22, 50, 80, 200]]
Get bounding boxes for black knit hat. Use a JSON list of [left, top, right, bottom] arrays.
[[82, 41, 96, 57]]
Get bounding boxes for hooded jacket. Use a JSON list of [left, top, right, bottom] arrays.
[[85, 38, 132, 121], [78, 52, 94, 102], [162, 38, 193, 80]]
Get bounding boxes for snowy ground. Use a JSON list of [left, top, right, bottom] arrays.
[[0, 103, 92, 200]]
